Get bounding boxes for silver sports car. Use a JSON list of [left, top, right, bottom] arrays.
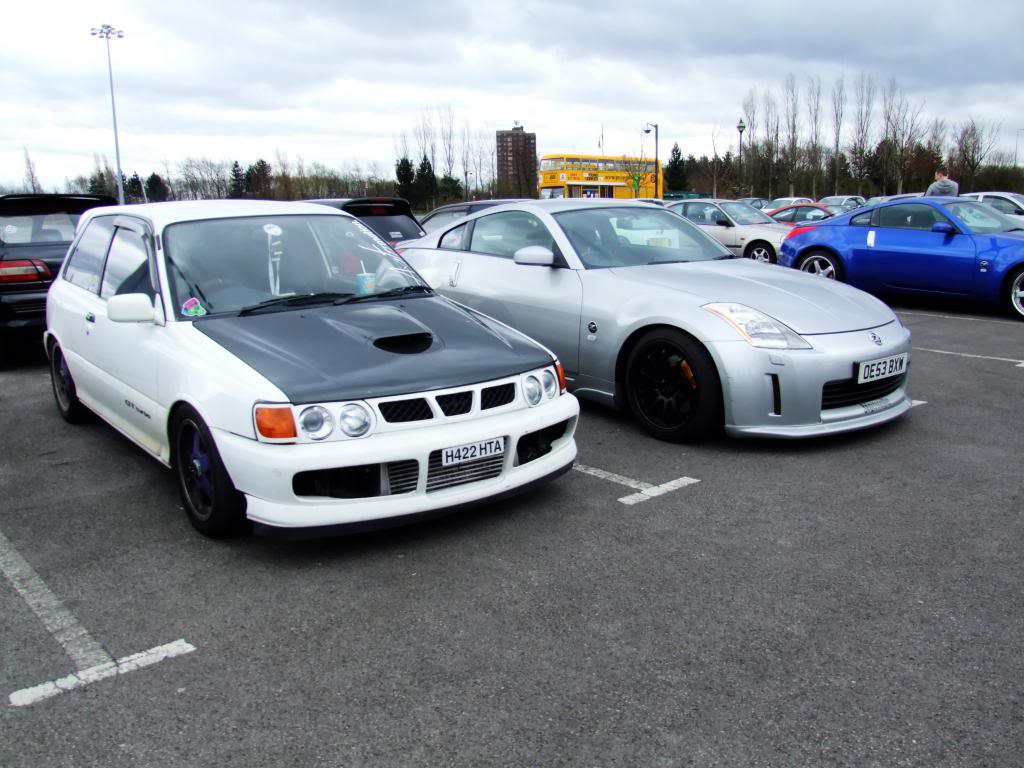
[[400, 200, 912, 441]]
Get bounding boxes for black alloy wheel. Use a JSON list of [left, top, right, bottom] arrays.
[[172, 405, 246, 537], [624, 328, 722, 442], [48, 343, 88, 423]]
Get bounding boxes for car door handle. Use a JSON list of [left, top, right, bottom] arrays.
[[85, 312, 96, 323], [449, 260, 462, 288]]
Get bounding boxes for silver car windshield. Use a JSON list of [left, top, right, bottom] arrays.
[[720, 202, 775, 225], [946, 202, 1023, 235], [553, 207, 732, 268], [163, 214, 424, 318]]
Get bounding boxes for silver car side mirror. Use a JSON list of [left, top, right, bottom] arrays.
[[107, 293, 156, 323], [513, 245, 555, 266]]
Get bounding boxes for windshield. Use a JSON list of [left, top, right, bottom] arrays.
[[721, 202, 775, 225], [163, 214, 426, 318], [553, 207, 731, 268], [818, 196, 844, 205], [946, 202, 1023, 234], [0, 212, 80, 245]]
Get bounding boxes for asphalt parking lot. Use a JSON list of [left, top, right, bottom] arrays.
[[1, 302, 1022, 767]]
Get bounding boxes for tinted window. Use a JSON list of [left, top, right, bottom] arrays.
[[684, 203, 726, 225], [101, 228, 153, 299], [0, 212, 80, 245], [354, 215, 424, 243], [850, 211, 872, 226], [878, 204, 947, 230], [469, 211, 554, 259], [439, 222, 469, 250], [64, 216, 116, 293], [421, 208, 467, 233]]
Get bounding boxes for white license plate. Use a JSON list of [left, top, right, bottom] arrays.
[[857, 352, 907, 384], [441, 437, 504, 467]]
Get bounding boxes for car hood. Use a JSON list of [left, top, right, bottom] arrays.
[[194, 295, 551, 403], [609, 259, 895, 335]]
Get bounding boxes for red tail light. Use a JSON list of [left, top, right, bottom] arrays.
[[0, 259, 52, 283], [784, 226, 817, 241]]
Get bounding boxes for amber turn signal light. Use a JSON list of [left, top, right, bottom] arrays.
[[255, 406, 297, 439], [555, 361, 567, 393]]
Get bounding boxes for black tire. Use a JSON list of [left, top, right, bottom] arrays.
[[48, 342, 89, 423], [624, 328, 723, 443], [171, 405, 247, 537], [798, 249, 845, 281], [744, 241, 776, 264], [1006, 267, 1024, 321]]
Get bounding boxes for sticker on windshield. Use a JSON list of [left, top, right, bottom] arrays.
[[181, 297, 207, 317], [389, 231, 404, 238], [263, 224, 282, 237], [3, 225, 17, 235]]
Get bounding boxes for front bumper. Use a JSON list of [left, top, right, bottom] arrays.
[[212, 393, 579, 529], [710, 322, 912, 439]]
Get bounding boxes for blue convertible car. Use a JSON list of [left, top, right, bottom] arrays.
[[779, 197, 1024, 320]]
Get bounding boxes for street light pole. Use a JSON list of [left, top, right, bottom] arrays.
[[737, 118, 746, 195], [91, 24, 126, 205], [644, 122, 659, 198], [1015, 128, 1024, 167]]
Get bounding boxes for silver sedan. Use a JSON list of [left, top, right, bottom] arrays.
[[400, 200, 912, 442], [664, 199, 791, 263]]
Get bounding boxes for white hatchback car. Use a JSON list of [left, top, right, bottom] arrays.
[[45, 201, 578, 537]]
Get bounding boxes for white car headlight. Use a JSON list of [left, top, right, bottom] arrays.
[[541, 369, 558, 399], [298, 405, 334, 440], [338, 403, 372, 437], [523, 375, 543, 406], [704, 303, 812, 350]]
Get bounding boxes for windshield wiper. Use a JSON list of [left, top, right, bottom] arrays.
[[333, 285, 433, 304], [713, 254, 737, 260], [238, 292, 355, 316]]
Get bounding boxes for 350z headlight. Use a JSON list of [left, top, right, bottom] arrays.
[[704, 303, 812, 350], [338, 403, 371, 437]]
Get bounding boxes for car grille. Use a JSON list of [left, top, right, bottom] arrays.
[[378, 398, 434, 423], [436, 390, 473, 416], [480, 383, 515, 410], [426, 444, 506, 492], [386, 460, 419, 494], [821, 374, 906, 410]]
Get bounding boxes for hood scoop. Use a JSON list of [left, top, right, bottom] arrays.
[[373, 332, 434, 354]]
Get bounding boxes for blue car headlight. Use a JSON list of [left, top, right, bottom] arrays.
[[704, 303, 813, 350]]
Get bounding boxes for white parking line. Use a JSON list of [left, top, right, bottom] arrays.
[[914, 347, 1024, 368], [574, 463, 700, 505], [0, 526, 195, 707], [896, 310, 1024, 327], [912, 400, 927, 407]]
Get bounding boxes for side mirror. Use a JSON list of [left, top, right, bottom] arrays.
[[107, 293, 156, 323], [513, 245, 555, 266], [715, 218, 731, 227], [931, 221, 956, 235]]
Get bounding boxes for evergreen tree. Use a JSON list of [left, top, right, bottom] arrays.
[[87, 169, 109, 196], [437, 175, 463, 202], [245, 159, 273, 198], [228, 161, 246, 198], [413, 156, 437, 210], [394, 156, 415, 201], [145, 173, 170, 202], [664, 143, 687, 192], [125, 172, 145, 203]]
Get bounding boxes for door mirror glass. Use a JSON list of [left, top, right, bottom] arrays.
[[513, 245, 555, 266], [931, 221, 955, 235], [107, 293, 155, 323]]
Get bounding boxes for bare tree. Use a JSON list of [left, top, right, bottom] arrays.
[[949, 118, 1001, 191], [393, 130, 411, 162], [437, 105, 456, 179], [413, 111, 437, 170], [880, 79, 923, 194], [849, 72, 875, 195], [763, 91, 781, 200], [805, 76, 822, 198], [830, 76, 845, 195], [710, 126, 723, 198], [459, 121, 473, 199], [742, 88, 759, 195], [22, 148, 41, 193], [925, 117, 947, 160], [782, 74, 800, 196]]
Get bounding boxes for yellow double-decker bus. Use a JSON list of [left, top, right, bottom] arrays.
[[538, 153, 663, 199]]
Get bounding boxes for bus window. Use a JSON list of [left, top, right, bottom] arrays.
[[540, 187, 566, 199]]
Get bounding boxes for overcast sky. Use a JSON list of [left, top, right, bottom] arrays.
[[4, 0, 1023, 189]]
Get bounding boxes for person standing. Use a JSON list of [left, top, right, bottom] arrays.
[[926, 165, 959, 196]]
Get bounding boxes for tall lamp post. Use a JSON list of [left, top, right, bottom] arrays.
[[1015, 128, 1024, 167], [644, 122, 659, 199], [737, 118, 746, 194], [91, 23, 126, 205]]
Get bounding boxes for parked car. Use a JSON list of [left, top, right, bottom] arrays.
[[666, 198, 791, 263], [769, 203, 836, 227], [402, 200, 912, 441], [864, 193, 921, 206], [818, 195, 865, 210], [1, 194, 116, 349], [959, 191, 1024, 217], [305, 197, 425, 245], [420, 199, 529, 233], [736, 197, 772, 210], [765, 196, 813, 210], [44, 200, 579, 537], [779, 197, 1024, 320]]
